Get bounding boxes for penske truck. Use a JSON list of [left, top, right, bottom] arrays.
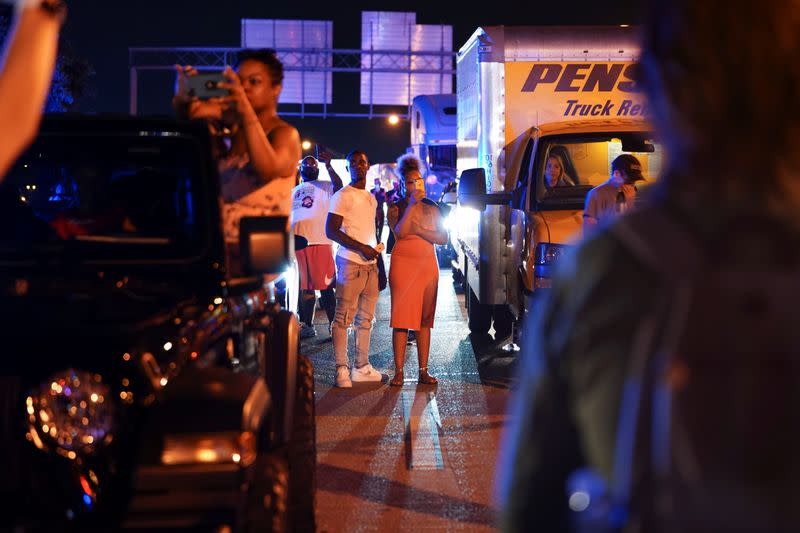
[[451, 26, 663, 341]]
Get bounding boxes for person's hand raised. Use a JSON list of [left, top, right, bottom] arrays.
[[620, 183, 636, 202], [173, 65, 225, 121], [317, 146, 333, 165], [217, 66, 255, 120], [409, 187, 425, 205], [174, 64, 197, 98]]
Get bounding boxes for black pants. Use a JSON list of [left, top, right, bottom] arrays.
[[376, 219, 384, 243], [387, 229, 396, 254], [298, 286, 336, 326]]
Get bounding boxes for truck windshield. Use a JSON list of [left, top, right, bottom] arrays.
[[0, 133, 213, 261], [535, 134, 664, 207]]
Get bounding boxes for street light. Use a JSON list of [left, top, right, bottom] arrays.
[[302, 140, 312, 151], [387, 114, 400, 126]]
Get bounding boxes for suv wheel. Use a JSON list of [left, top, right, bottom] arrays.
[[288, 355, 316, 532], [243, 453, 288, 533]]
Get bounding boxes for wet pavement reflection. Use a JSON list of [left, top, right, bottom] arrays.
[[301, 264, 515, 532]]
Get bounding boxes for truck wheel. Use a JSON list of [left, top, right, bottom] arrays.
[[492, 305, 515, 341], [243, 453, 289, 533], [288, 355, 316, 533], [468, 287, 492, 336]]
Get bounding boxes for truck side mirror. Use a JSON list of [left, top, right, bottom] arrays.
[[239, 216, 295, 275], [512, 186, 528, 211], [458, 168, 488, 210]]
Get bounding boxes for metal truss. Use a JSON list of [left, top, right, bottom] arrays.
[[129, 46, 456, 117]]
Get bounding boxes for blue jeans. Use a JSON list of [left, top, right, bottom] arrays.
[[332, 257, 379, 369]]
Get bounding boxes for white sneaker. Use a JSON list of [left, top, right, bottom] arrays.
[[335, 366, 352, 388], [351, 363, 384, 383]]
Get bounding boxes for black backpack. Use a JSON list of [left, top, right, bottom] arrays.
[[572, 208, 800, 533]]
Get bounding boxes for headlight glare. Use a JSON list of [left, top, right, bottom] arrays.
[[535, 242, 567, 266], [26, 369, 115, 457]]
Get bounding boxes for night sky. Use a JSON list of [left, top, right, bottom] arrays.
[[60, 0, 642, 162]]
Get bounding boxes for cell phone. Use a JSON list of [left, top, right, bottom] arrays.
[[186, 72, 229, 100], [415, 179, 426, 193]]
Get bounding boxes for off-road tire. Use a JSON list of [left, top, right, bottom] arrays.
[[468, 286, 492, 336], [288, 355, 316, 532], [243, 453, 288, 533]]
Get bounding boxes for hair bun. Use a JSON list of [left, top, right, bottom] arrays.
[[395, 153, 422, 177]]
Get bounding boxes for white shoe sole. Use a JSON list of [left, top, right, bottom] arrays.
[[351, 373, 383, 382]]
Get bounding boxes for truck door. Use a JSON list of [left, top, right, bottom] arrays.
[[503, 130, 537, 318]]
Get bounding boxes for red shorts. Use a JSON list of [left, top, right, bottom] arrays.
[[296, 244, 336, 290]]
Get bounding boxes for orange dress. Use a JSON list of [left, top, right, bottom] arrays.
[[389, 234, 439, 330]]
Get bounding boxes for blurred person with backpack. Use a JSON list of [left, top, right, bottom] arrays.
[[498, 1, 800, 531]]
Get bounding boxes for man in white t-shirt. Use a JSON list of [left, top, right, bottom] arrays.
[[326, 150, 385, 387], [292, 156, 343, 339]]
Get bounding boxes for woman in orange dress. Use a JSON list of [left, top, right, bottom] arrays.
[[387, 154, 449, 386]]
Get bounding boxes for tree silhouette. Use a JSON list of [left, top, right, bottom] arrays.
[[0, 10, 93, 112]]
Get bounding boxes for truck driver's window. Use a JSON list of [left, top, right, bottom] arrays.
[[537, 136, 663, 206]]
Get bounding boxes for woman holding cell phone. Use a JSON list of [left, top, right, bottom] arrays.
[[386, 154, 448, 386], [173, 49, 301, 272]]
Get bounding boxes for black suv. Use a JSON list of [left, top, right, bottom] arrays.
[[0, 117, 315, 531]]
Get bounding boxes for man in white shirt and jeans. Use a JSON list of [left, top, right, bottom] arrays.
[[326, 150, 385, 387]]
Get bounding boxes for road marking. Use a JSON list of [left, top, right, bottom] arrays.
[[402, 390, 445, 470]]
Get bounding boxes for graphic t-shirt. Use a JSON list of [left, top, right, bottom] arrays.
[[291, 180, 334, 245], [329, 185, 378, 265]]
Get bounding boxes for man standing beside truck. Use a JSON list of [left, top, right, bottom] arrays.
[[582, 154, 645, 232], [326, 150, 385, 388]]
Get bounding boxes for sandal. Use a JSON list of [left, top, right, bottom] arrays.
[[418, 367, 438, 385], [390, 371, 405, 386]]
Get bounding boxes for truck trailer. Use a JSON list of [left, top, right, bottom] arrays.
[[409, 94, 458, 199]]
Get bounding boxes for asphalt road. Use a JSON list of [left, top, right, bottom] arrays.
[[300, 264, 517, 532]]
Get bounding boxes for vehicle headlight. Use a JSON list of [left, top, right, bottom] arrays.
[[442, 213, 454, 232], [161, 431, 256, 467], [535, 242, 568, 266], [26, 369, 115, 458]]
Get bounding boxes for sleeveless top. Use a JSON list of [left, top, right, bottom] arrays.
[[218, 153, 294, 243]]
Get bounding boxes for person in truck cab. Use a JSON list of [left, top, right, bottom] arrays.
[[544, 152, 576, 189], [582, 154, 645, 232]]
